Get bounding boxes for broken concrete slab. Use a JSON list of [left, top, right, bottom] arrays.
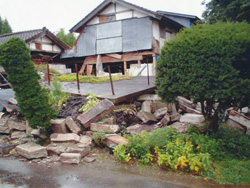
[[66, 146, 90, 158], [0, 101, 19, 113], [137, 94, 161, 101], [240, 107, 249, 114], [65, 117, 81, 135], [141, 100, 153, 113], [8, 98, 17, 105], [46, 143, 68, 155], [79, 135, 92, 146], [83, 156, 96, 163], [126, 124, 156, 135], [101, 117, 115, 124], [228, 110, 250, 129], [90, 122, 120, 133], [16, 142, 48, 159], [153, 107, 168, 120], [169, 122, 190, 134], [60, 153, 81, 164], [0, 126, 11, 134], [170, 113, 181, 122], [86, 131, 94, 138], [31, 129, 46, 139], [153, 101, 168, 112], [105, 135, 128, 146], [50, 133, 80, 143], [0, 112, 4, 119], [159, 114, 171, 126], [0, 143, 16, 156], [180, 113, 204, 124], [226, 119, 245, 133], [136, 111, 158, 124], [7, 120, 26, 131], [177, 96, 201, 114], [51, 119, 68, 134], [11, 131, 26, 140], [77, 99, 115, 128]]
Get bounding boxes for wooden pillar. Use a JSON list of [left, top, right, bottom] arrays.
[[152, 54, 156, 76], [137, 60, 141, 68], [124, 61, 127, 75], [86, 65, 93, 76], [96, 55, 103, 75]]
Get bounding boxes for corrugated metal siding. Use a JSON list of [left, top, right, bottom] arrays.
[[123, 17, 152, 52], [76, 25, 97, 56], [97, 21, 122, 39], [97, 37, 122, 54]]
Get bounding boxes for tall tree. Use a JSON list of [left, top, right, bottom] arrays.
[[55, 28, 76, 47], [202, 0, 250, 23], [0, 17, 12, 34]]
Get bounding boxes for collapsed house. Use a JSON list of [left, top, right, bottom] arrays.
[[61, 0, 199, 76], [0, 27, 71, 74]]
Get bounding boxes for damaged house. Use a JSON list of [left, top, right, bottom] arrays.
[[62, 0, 199, 76], [0, 27, 71, 74]]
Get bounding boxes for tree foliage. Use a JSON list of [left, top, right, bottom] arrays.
[[156, 22, 250, 132], [202, 0, 250, 23], [0, 38, 56, 130], [0, 16, 12, 34], [55, 28, 76, 47]]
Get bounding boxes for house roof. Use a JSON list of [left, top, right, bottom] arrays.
[[0, 27, 68, 49], [70, 0, 161, 33]]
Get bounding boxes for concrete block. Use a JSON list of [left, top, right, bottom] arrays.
[[105, 135, 128, 146], [51, 119, 68, 133], [154, 107, 168, 119], [65, 117, 81, 134], [90, 123, 120, 133], [180, 113, 204, 123], [50, 133, 80, 142], [60, 153, 81, 164], [16, 143, 48, 159], [136, 111, 158, 124]]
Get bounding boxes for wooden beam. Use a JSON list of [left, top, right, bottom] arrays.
[[84, 55, 97, 64], [106, 53, 122, 59], [79, 63, 86, 75], [124, 61, 127, 76], [152, 54, 156, 76]]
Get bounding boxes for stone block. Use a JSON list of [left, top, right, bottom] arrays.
[[0, 126, 11, 134], [126, 124, 156, 135], [180, 113, 204, 123], [50, 133, 80, 142], [0, 143, 16, 156], [66, 146, 90, 158], [136, 111, 158, 124], [169, 122, 190, 134], [229, 110, 250, 129], [16, 143, 48, 159], [7, 120, 26, 131], [226, 119, 245, 133], [137, 94, 161, 101], [11, 131, 26, 140], [83, 156, 96, 163], [170, 113, 181, 122], [77, 99, 115, 128], [90, 123, 120, 133], [106, 135, 128, 146], [159, 114, 171, 126], [153, 107, 168, 119], [8, 98, 17, 105], [79, 135, 92, 146], [51, 119, 68, 133], [60, 153, 81, 164], [141, 100, 153, 113], [86, 131, 94, 138], [101, 117, 115, 124], [46, 143, 68, 155], [65, 117, 81, 134]]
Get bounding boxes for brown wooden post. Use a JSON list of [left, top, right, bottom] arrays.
[[124, 61, 127, 75], [79, 62, 86, 75], [108, 65, 115, 95], [75, 64, 80, 92], [47, 63, 50, 86]]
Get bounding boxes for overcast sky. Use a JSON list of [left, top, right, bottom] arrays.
[[0, 0, 209, 34]]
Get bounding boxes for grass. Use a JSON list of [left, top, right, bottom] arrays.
[[58, 74, 134, 84]]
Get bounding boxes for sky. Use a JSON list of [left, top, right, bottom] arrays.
[[0, 0, 210, 34]]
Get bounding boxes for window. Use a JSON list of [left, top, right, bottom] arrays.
[[99, 14, 116, 23]]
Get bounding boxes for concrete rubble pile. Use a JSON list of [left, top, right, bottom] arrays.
[[1, 94, 250, 165]]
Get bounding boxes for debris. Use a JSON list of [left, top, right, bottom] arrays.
[[90, 122, 120, 133], [126, 124, 156, 135], [105, 135, 128, 146], [50, 133, 80, 142], [226, 119, 245, 133], [177, 96, 201, 114], [228, 110, 250, 129], [141, 100, 153, 113], [240, 107, 249, 114], [77, 99, 115, 128], [0, 127, 11, 134], [16, 142, 48, 159], [169, 122, 191, 134], [11, 131, 26, 140], [170, 113, 181, 122], [31, 129, 46, 139], [65, 116, 81, 134], [60, 153, 81, 164], [159, 114, 171, 126], [8, 98, 17, 105], [180, 113, 204, 124], [66, 146, 90, 158], [51, 119, 68, 133], [7, 120, 26, 131], [153, 107, 168, 120], [79, 135, 92, 146], [136, 111, 158, 124], [137, 94, 161, 101], [83, 156, 96, 163]]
